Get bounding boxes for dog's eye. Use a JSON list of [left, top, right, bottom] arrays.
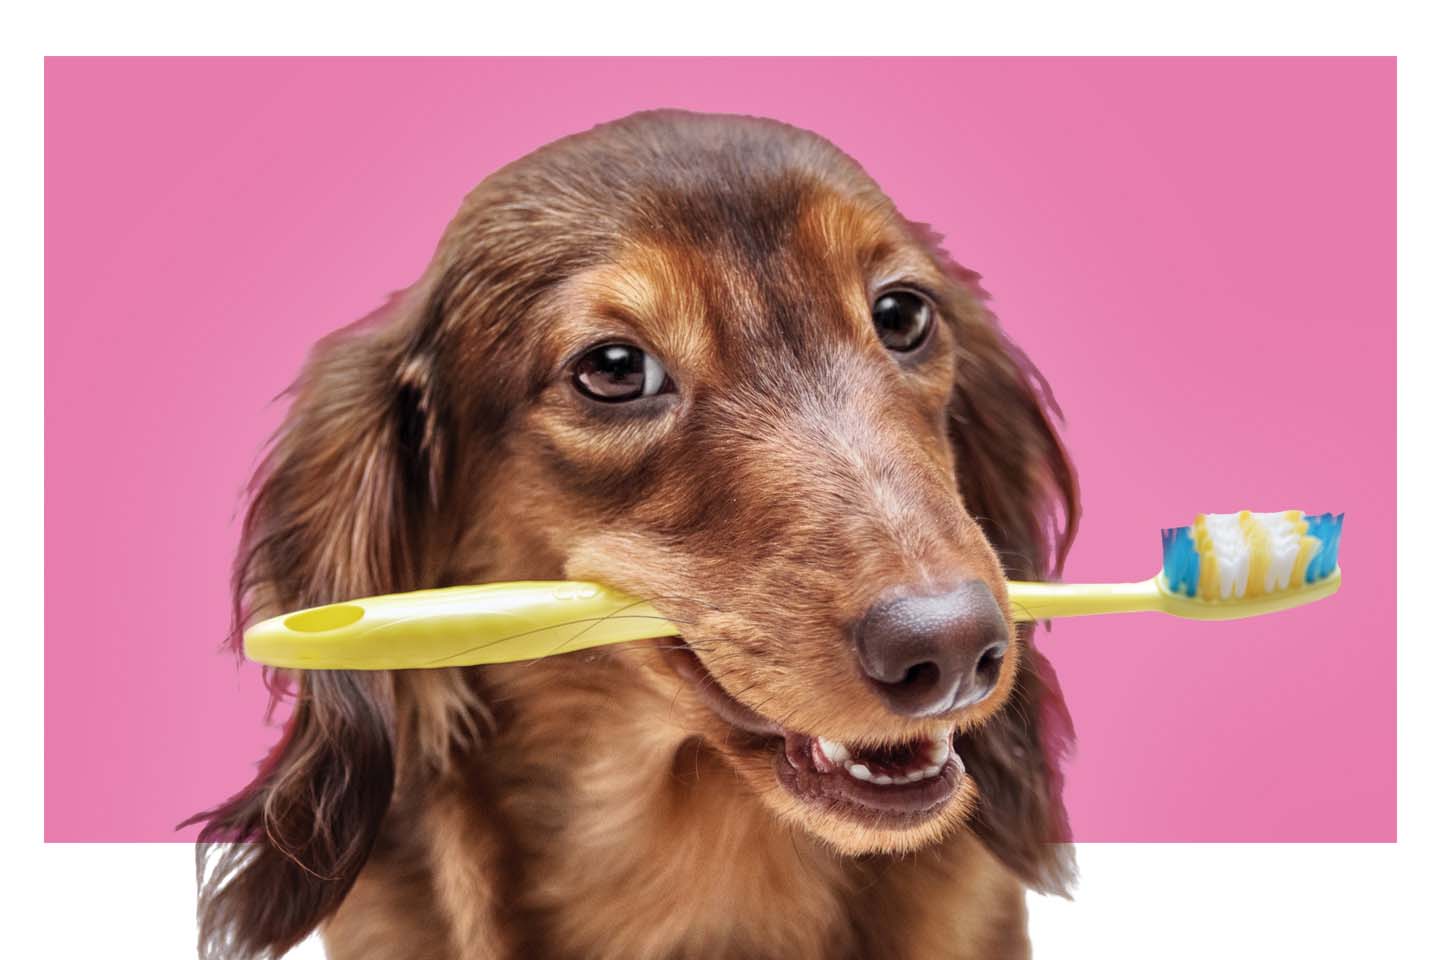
[[572, 343, 672, 403], [871, 290, 934, 353]]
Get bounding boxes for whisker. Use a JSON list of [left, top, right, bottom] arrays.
[[1007, 597, 1039, 623], [422, 612, 697, 667]]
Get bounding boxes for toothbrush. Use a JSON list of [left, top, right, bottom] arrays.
[[243, 509, 1343, 671], [1008, 510, 1342, 622]]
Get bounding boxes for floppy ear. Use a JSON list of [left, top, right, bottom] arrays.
[[926, 236, 1081, 895], [187, 283, 452, 959]]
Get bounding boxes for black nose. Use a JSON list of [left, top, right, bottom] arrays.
[[853, 581, 1010, 717]]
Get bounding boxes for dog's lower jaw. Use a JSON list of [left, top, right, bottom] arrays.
[[708, 733, 976, 859], [658, 643, 978, 857]]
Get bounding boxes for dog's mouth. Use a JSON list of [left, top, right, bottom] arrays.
[[664, 643, 965, 826]]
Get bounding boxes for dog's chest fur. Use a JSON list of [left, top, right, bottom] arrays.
[[323, 662, 1030, 960]]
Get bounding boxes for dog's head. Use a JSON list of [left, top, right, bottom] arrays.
[[195, 111, 1078, 957]]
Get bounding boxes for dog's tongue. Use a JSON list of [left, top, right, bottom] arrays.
[[844, 739, 928, 774]]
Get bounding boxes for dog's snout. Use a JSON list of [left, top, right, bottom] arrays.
[[853, 581, 1010, 717]]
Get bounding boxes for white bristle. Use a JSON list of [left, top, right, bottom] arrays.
[[1203, 512, 1250, 600], [1254, 511, 1300, 593]]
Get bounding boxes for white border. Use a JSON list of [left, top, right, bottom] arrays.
[[11, 3, 1435, 955], [19, 842, 1425, 958], [6, 2, 1419, 55]]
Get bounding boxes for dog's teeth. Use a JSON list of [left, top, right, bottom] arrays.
[[831, 735, 956, 786]]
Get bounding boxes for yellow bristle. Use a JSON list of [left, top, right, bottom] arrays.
[[1240, 511, 1270, 597], [1193, 515, 1219, 600], [1280, 511, 1310, 589]]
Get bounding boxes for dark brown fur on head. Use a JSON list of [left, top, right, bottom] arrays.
[[191, 110, 1079, 960]]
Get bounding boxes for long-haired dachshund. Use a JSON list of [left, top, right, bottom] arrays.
[[193, 110, 1079, 960]]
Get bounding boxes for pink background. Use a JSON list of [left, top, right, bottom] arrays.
[[45, 58, 1396, 842]]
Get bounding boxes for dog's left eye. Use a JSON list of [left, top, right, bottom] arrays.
[[571, 343, 672, 403], [871, 289, 934, 353]]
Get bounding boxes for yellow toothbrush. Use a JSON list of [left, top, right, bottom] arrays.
[[244, 509, 1343, 671]]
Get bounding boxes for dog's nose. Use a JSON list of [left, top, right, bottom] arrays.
[[853, 581, 1010, 717]]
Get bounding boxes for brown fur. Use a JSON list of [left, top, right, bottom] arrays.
[[190, 110, 1079, 959]]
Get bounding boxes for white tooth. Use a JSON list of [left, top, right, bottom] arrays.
[[872, 774, 894, 785], [847, 763, 874, 782], [904, 770, 926, 782], [928, 737, 951, 764], [818, 737, 851, 764], [922, 764, 942, 778]]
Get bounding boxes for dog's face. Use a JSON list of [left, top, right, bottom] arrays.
[[196, 111, 1078, 957], [481, 185, 1016, 855]]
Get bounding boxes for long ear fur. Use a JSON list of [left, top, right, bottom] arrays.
[[186, 284, 451, 959], [923, 230, 1081, 895]]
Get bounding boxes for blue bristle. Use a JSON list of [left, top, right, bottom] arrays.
[[1303, 512, 1344, 583], [1161, 525, 1199, 597]]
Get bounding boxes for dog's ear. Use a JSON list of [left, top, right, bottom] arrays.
[[923, 233, 1081, 896], [187, 282, 452, 959]]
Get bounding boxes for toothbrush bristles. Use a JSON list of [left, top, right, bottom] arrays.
[[1161, 510, 1343, 600]]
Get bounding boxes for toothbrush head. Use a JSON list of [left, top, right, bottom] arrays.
[[1156, 510, 1343, 618]]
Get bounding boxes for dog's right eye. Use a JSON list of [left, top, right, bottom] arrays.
[[572, 343, 672, 403]]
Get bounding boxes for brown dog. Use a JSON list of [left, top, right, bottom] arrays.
[[193, 110, 1079, 960]]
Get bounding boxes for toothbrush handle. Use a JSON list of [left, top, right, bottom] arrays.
[[244, 581, 679, 670], [1006, 579, 1163, 622]]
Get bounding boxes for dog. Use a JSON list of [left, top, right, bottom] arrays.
[[192, 110, 1080, 960]]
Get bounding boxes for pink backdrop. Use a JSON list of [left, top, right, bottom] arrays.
[[45, 58, 1396, 842]]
